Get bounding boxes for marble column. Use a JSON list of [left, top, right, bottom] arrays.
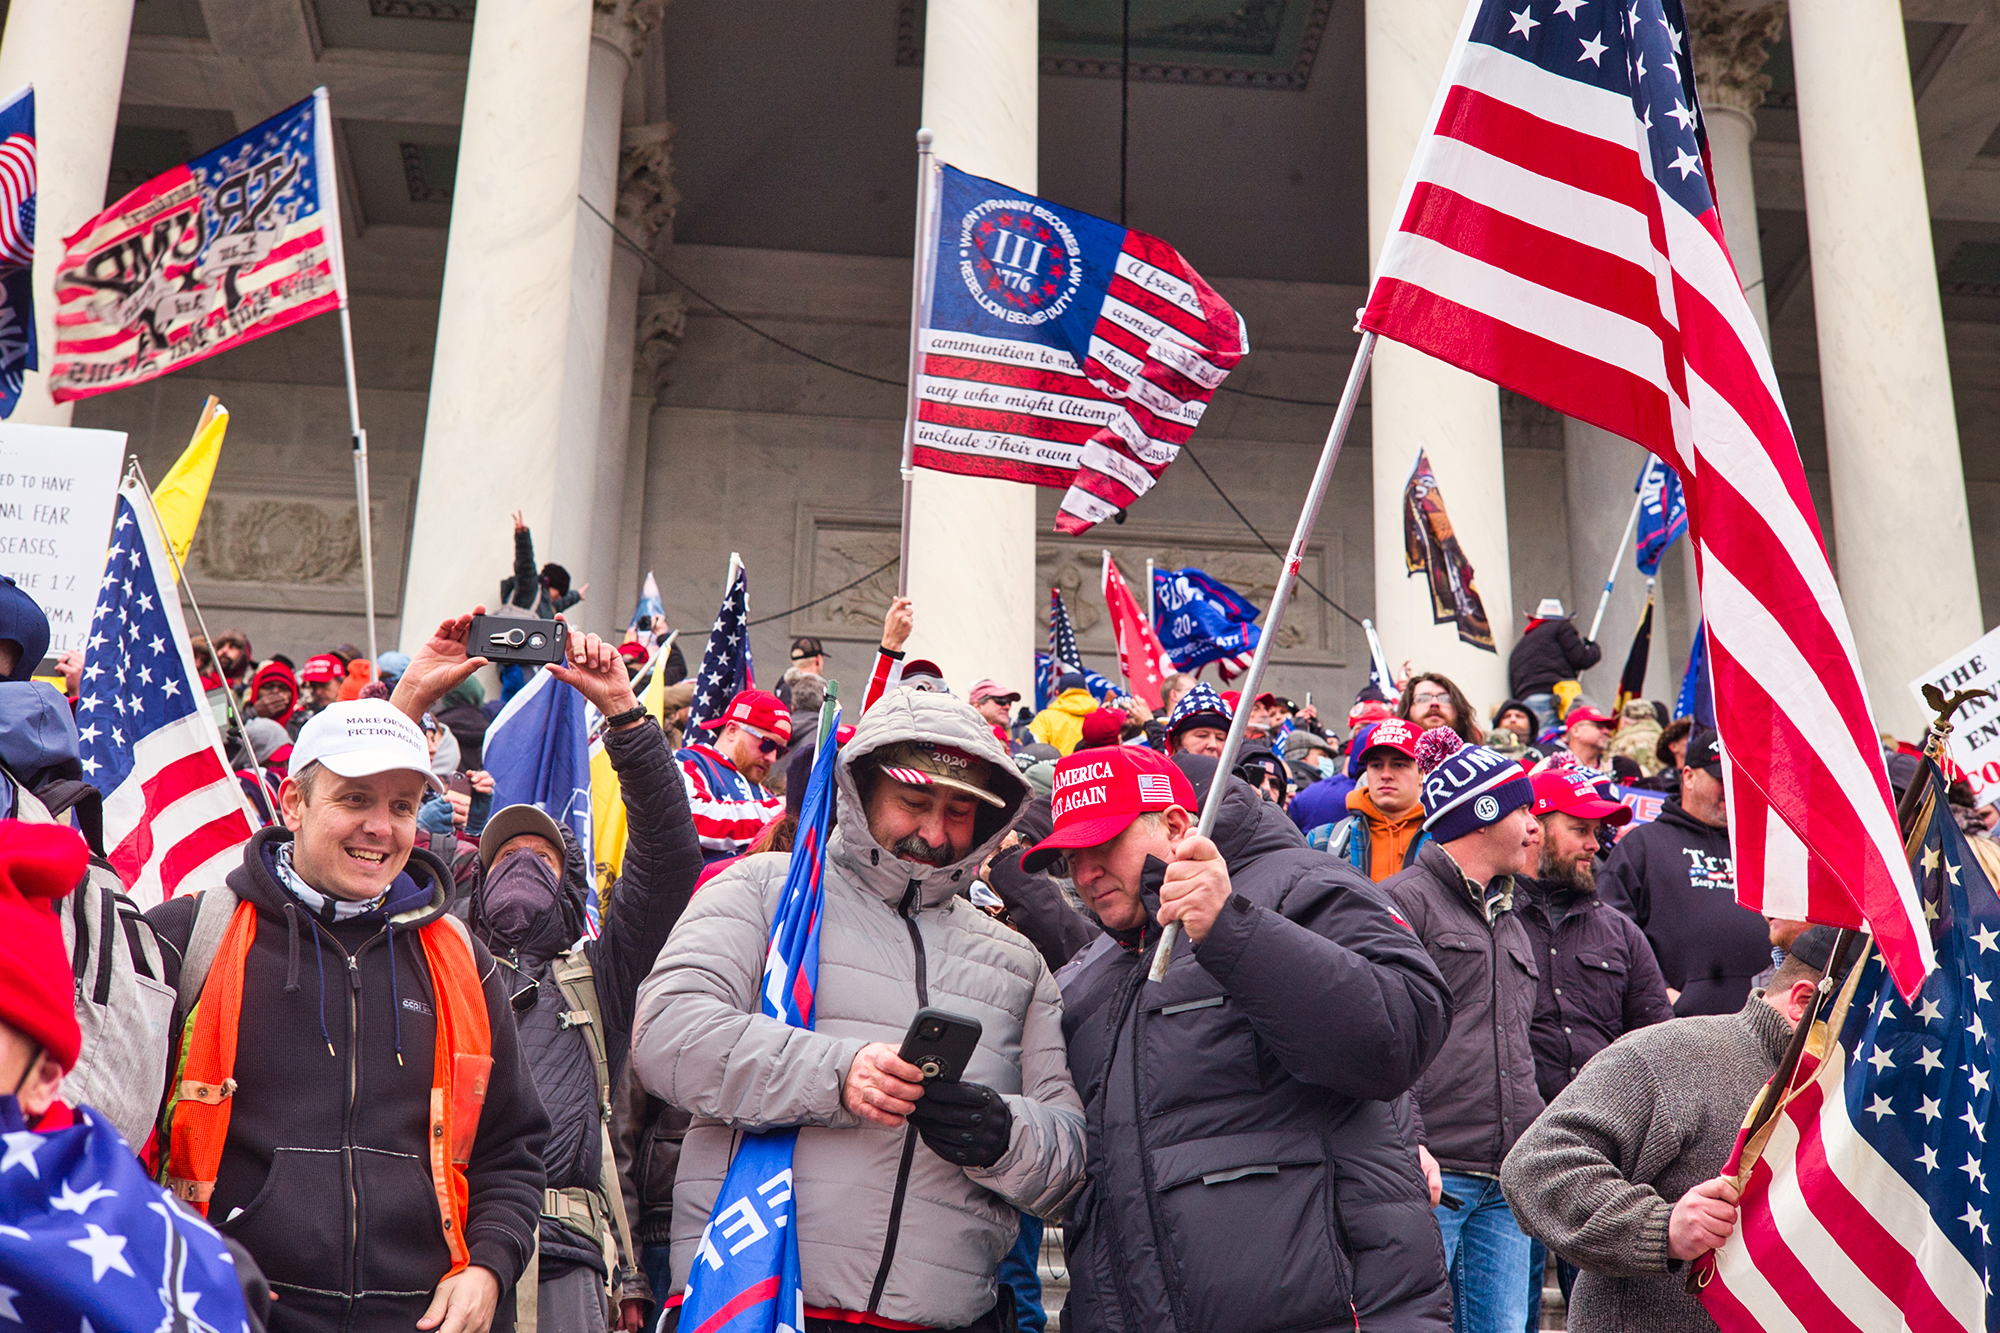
[[401, 0, 594, 651], [904, 0, 1040, 693], [1366, 0, 1512, 711], [1687, 0, 1784, 346], [1563, 421, 1677, 707], [1789, 0, 1981, 740], [0, 0, 135, 425]]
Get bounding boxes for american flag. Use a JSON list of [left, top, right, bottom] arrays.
[[913, 165, 1248, 534], [1044, 585, 1088, 710], [76, 480, 253, 906], [1699, 758, 1997, 1331], [1359, 0, 1924, 993], [687, 554, 754, 732], [0, 84, 34, 417]]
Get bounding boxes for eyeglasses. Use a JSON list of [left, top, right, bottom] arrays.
[[1412, 691, 1452, 704]]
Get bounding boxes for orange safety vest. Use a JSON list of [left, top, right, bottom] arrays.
[[166, 899, 494, 1273]]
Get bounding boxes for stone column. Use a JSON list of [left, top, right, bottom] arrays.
[[1366, 0, 1512, 711], [1687, 0, 1784, 345], [0, 0, 135, 425], [1789, 0, 1981, 740], [904, 0, 1039, 694], [401, 0, 594, 650], [586, 120, 674, 635]]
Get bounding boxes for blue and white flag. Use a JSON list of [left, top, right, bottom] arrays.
[[678, 707, 841, 1333], [0, 85, 33, 417], [629, 570, 666, 646], [0, 1098, 253, 1333], [485, 668, 596, 934], [1634, 457, 1687, 578], [1678, 620, 1714, 728], [690, 555, 755, 732], [1151, 566, 1261, 680]]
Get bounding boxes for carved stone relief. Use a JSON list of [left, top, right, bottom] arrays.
[[181, 475, 412, 614], [1685, 0, 1786, 119], [593, 0, 670, 60]]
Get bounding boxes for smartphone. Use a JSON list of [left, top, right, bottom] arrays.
[[447, 773, 471, 797], [467, 615, 567, 667], [898, 1007, 983, 1084]]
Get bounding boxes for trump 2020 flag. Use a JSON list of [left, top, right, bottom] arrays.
[[1633, 457, 1687, 578], [0, 84, 35, 417], [50, 88, 345, 402], [678, 706, 841, 1333], [1151, 566, 1260, 681], [911, 164, 1248, 534], [0, 1099, 254, 1333], [484, 667, 597, 933]]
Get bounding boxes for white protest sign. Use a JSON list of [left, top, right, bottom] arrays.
[[1909, 626, 2000, 807], [0, 423, 127, 657]]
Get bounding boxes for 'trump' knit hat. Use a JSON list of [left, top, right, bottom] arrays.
[[0, 820, 86, 1070], [1415, 727, 1534, 842]]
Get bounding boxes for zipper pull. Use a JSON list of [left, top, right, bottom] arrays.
[[348, 954, 362, 992]]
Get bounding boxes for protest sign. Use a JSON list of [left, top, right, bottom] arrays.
[[0, 422, 124, 655], [1909, 628, 2000, 806]]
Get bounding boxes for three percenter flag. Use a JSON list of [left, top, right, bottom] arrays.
[[1358, 0, 1925, 994]]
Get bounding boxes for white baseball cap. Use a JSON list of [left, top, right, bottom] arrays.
[[291, 700, 447, 795]]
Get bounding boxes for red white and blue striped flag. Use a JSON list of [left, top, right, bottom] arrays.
[[0, 83, 35, 417], [913, 165, 1248, 534], [1359, 0, 1926, 994]]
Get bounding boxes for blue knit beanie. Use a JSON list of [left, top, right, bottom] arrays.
[[1415, 728, 1534, 842]]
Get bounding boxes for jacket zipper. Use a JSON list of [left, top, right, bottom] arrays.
[[866, 882, 929, 1314], [1130, 925, 1189, 1333], [1488, 900, 1505, 1171]]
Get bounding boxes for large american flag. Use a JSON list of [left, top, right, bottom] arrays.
[[77, 480, 253, 906], [1699, 759, 1996, 1330], [0, 83, 34, 417], [913, 165, 1248, 534], [1359, 0, 1925, 993], [687, 554, 754, 731]]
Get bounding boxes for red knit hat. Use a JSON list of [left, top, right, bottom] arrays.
[[0, 821, 86, 1071], [1077, 707, 1127, 749]]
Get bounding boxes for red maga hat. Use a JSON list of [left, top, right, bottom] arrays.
[[697, 689, 793, 742], [300, 652, 347, 684], [1565, 704, 1613, 729], [1530, 768, 1632, 825], [1022, 747, 1197, 872], [1356, 716, 1422, 760]]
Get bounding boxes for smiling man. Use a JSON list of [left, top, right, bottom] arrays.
[[147, 698, 549, 1333]]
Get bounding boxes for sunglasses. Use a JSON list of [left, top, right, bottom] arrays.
[[754, 736, 783, 756]]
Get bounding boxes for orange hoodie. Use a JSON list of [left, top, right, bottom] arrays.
[[1347, 786, 1426, 882]]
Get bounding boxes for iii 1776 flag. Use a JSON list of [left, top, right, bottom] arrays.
[[0, 84, 35, 418], [910, 165, 1248, 534], [677, 704, 840, 1333], [1358, 0, 1925, 992], [50, 89, 346, 402], [78, 478, 254, 906]]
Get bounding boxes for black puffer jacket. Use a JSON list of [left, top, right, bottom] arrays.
[[1507, 616, 1601, 697], [1055, 757, 1454, 1333], [467, 718, 701, 1279], [148, 832, 549, 1333]]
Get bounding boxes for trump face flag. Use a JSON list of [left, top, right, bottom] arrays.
[[678, 706, 840, 1333], [0, 84, 34, 417], [51, 89, 344, 402], [911, 165, 1248, 533], [1358, 0, 1924, 992], [1151, 566, 1260, 680], [484, 668, 596, 933]]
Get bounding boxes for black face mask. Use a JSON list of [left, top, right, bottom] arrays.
[[481, 851, 560, 953]]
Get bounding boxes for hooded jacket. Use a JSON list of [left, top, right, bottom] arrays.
[[1507, 617, 1601, 698], [1382, 841, 1545, 1175], [631, 690, 1087, 1329], [1028, 688, 1099, 756], [248, 662, 299, 733], [1055, 757, 1454, 1333], [466, 718, 701, 1280], [1320, 787, 1429, 883], [148, 830, 549, 1333], [1594, 799, 1766, 1017], [1513, 878, 1674, 1102]]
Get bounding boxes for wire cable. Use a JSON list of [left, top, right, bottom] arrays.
[[1178, 443, 1368, 631], [746, 557, 900, 628]]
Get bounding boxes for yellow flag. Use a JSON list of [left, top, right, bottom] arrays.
[[591, 639, 674, 892], [151, 396, 228, 582]]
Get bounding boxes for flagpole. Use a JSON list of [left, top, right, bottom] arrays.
[[896, 129, 939, 598], [1151, 330, 1378, 981], [1361, 617, 1393, 691], [1102, 549, 1131, 695], [1586, 460, 1652, 644]]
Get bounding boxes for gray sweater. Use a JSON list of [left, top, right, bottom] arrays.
[[1498, 996, 1792, 1333]]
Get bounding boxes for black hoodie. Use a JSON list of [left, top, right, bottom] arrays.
[[149, 830, 550, 1333], [1595, 799, 1768, 1017]]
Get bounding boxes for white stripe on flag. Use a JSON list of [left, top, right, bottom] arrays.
[[1452, 41, 1639, 147], [1113, 252, 1203, 317], [920, 327, 1086, 374]]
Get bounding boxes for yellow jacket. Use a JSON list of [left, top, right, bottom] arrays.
[[1029, 689, 1100, 756]]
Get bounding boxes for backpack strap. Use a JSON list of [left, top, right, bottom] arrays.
[[176, 886, 242, 1019], [549, 948, 638, 1291]]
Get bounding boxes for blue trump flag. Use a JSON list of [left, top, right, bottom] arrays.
[[484, 668, 597, 932], [1151, 566, 1261, 678], [1678, 621, 1714, 727], [0, 1099, 253, 1332], [677, 705, 842, 1333], [1633, 456, 1687, 577], [0, 84, 34, 418]]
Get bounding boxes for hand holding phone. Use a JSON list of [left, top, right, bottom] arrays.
[[898, 1008, 983, 1084]]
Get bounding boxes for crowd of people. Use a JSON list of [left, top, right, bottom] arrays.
[[1, 553, 1992, 1333]]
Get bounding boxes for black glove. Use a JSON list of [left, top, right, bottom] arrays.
[[908, 1080, 1012, 1168]]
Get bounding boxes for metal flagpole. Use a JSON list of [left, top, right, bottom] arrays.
[[1102, 549, 1131, 694], [1586, 459, 1652, 644], [1361, 617, 1393, 690], [1150, 330, 1378, 980], [896, 130, 940, 597]]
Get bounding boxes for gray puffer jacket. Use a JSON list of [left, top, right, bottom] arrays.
[[631, 691, 1087, 1329]]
